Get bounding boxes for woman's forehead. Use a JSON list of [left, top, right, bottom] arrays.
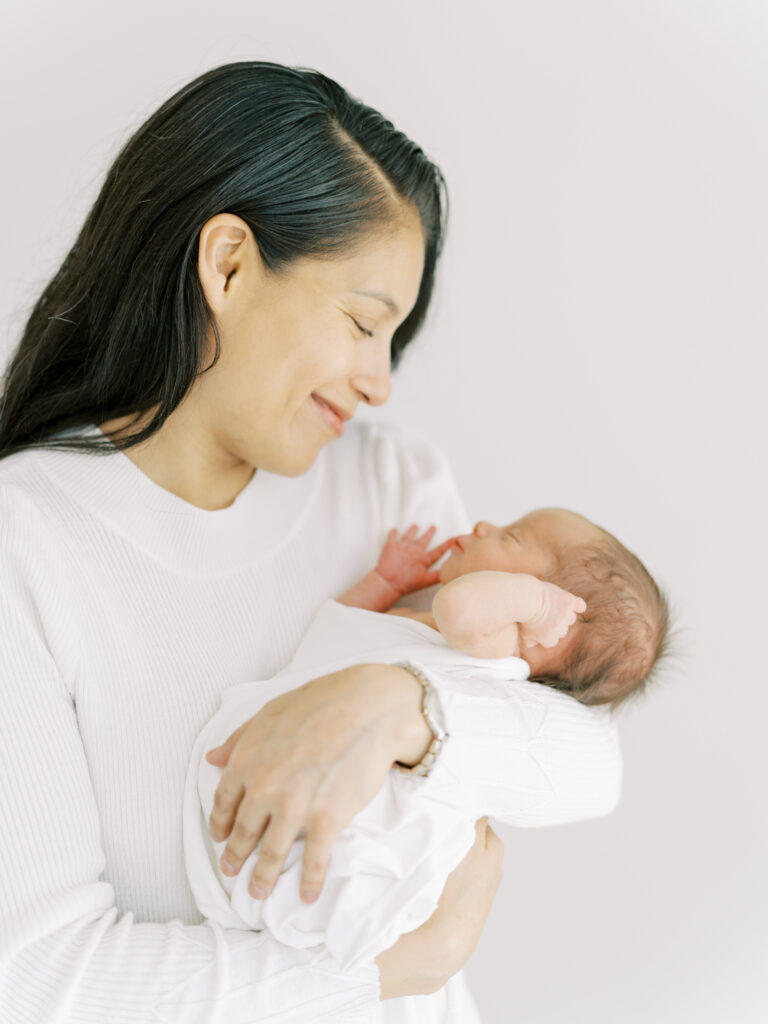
[[303, 217, 425, 311]]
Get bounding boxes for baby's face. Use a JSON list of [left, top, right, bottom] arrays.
[[438, 508, 601, 585]]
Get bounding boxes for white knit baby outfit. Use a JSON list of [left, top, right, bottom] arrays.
[[185, 599, 620, 973]]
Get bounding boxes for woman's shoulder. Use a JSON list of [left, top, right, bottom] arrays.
[[322, 420, 469, 564], [327, 418, 453, 487], [0, 448, 56, 520], [0, 449, 83, 581], [0, 450, 84, 684]]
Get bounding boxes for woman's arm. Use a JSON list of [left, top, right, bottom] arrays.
[[376, 817, 504, 998], [0, 497, 386, 1020], [0, 491, 484, 1020], [204, 663, 435, 902]]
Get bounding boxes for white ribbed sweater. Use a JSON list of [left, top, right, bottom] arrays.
[[0, 420, 621, 1023]]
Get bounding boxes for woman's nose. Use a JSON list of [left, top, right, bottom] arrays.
[[350, 338, 392, 406]]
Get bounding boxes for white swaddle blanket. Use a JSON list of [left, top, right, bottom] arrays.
[[183, 599, 616, 972]]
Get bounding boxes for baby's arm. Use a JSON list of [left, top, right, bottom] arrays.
[[337, 525, 456, 612], [433, 571, 586, 659]]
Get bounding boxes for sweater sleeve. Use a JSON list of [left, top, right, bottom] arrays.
[[0, 488, 379, 1024], [370, 421, 472, 540], [368, 422, 471, 614]]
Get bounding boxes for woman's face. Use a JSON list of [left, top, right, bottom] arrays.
[[194, 206, 426, 479]]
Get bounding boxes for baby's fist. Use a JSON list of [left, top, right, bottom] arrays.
[[520, 582, 587, 649]]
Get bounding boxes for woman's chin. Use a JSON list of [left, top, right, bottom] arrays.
[[278, 449, 321, 477], [262, 427, 329, 477]]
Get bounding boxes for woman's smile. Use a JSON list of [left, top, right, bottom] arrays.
[[311, 393, 353, 436]]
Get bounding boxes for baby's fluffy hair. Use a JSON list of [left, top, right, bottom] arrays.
[[533, 531, 670, 710]]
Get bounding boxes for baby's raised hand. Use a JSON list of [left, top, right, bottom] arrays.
[[519, 582, 587, 650], [375, 524, 457, 597]]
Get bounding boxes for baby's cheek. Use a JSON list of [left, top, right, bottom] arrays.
[[438, 553, 460, 581]]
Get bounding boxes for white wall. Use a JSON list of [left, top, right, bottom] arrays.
[[2, 2, 766, 1021]]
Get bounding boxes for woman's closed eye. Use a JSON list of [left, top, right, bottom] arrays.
[[347, 314, 374, 338]]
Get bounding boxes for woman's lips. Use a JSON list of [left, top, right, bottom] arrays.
[[311, 394, 344, 436]]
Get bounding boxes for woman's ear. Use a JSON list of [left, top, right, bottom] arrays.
[[197, 213, 258, 313]]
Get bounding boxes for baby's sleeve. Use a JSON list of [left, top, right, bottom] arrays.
[[417, 671, 623, 826]]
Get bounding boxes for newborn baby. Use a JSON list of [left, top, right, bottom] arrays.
[[344, 506, 669, 709], [183, 507, 668, 972]]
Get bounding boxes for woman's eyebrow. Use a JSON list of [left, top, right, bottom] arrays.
[[352, 290, 400, 316]]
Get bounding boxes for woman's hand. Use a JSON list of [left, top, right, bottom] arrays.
[[204, 663, 432, 903], [375, 817, 505, 998]]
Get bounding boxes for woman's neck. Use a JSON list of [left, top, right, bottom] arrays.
[[98, 408, 255, 511]]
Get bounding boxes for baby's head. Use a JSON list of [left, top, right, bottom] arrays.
[[439, 508, 670, 709]]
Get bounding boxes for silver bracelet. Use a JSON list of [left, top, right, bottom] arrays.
[[394, 661, 449, 777]]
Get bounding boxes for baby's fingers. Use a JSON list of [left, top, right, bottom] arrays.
[[426, 537, 458, 564], [416, 525, 437, 548]]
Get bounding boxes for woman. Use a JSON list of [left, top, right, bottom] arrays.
[[0, 62, 620, 1022]]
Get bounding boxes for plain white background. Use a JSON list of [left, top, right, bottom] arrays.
[[1, 2, 766, 1021]]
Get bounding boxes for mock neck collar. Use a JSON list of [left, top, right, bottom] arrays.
[[35, 424, 324, 577]]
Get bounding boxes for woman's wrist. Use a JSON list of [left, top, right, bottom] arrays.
[[355, 663, 434, 767], [375, 919, 449, 998]]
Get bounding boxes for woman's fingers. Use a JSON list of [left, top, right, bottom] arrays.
[[245, 811, 303, 898], [217, 798, 270, 877], [204, 665, 417, 906], [204, 720, 249, 768], [443, 816, 504, 911], [299, 818, 338, 903], [208, 774, 247, 843]]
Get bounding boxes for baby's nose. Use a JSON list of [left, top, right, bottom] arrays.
[[473, 520, 492, 538]]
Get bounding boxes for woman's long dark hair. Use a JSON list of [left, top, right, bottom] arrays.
[[0, 62, 447, 460]]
